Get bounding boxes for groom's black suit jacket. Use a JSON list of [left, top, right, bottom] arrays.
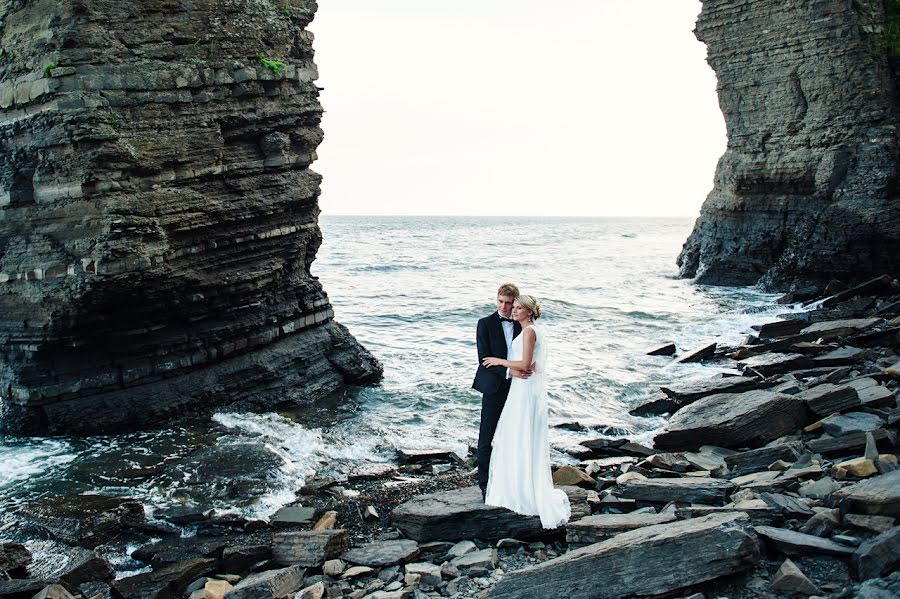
[[472, 312, 522, 395]]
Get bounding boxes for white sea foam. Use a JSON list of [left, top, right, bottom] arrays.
[[0, 438, 76, 491]]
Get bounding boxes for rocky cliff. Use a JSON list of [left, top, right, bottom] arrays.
[[0, 0, 382, 434], [679, 0, 900, 289]]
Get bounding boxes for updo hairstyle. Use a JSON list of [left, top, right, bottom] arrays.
[[516, 294, 542, 320]]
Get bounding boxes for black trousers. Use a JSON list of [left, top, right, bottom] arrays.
[[477, 378, 512, 492]]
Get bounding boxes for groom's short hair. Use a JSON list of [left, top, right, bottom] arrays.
[[497, 283, 519, 298]]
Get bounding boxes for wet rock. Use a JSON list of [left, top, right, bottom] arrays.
[[654, 390, 808, 450], [271, 506, 316, 527], [26, 547, 114, 588], [801, 318, 884, 340], [852, 526, 900, 581], [659, 376, 764, 404], [17, 495, 145, 549], [676, 342, 717, 363], [754, 526, 855, 557], [0, 543, 30, 576], [489, 513, 760, 598], [853, 571, 900, 598], [614, 477, 736, 505], [822, 412, 884, 437], [341, 540, 419, 568], [551, 466, 594, 487], [739, 353, 813, 377], [0, 579, 52, 598], [755, 319, 809, 339], [224, 565, 305, 599], [272, 530, 349, 567], [835, 470, 900, 517], [812, 346, 866, 367], [390, 485, 589, 542], [221, 545, 273, 574], [647, 343, 676, 356], [724, 441, 804, 476], [628, 393, 681, 417], [846, 377, 897, 408], [565, 513, 677, 545], [769, 558, 821, 594], [113, 558, 216, 599], [796, 384, 861, 417], [396, 449, 460, 465]]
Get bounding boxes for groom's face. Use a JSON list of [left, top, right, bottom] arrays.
[[497, 294, 515, 318]]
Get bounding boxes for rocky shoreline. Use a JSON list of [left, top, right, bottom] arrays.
[[2, 274, 899, 598]]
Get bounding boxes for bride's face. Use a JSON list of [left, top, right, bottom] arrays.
[[512, 301, 533, 322]]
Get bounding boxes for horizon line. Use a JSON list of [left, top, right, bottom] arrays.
[[319, 213, 700, 219]]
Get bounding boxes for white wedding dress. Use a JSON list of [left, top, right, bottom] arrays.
[[485, 324, 571, 529]]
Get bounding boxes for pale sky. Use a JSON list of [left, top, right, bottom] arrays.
[[312, 1, 725, 217]]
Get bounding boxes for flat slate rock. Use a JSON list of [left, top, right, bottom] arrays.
[[391, 485, 589, 542], [647, 343, 676, 356], [821, 412, 884, 437], [0, 542, 31, 574], [739, 353, 812, 377], [812, 346, 865, 367], [835, 470, 900, 517], [17, 494, 145, 549], [800, 318, 882, 339], [225, 565, 305, 599], [654, 390, 808, 451], [807, 429, 892, 456], [659, 376, 762, 403], [795, 384, 860, 417], [725, 442, 804, 476], [565, 513, 678, 545], [488, 513, 760, 599], [614, 477, 736, 505], [113, 558, 216, 599], [754, 526, 855, 557], [341, 540, 420, 567], [846, 377, 897, 408]]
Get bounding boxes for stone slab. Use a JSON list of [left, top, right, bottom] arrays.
[[614, 477, 736, 505], [391, 485, 589, 542], [796, 384, 860, 417], [835, 470, 900, 517], [754, 526, 855, 557], [565, 513, 678, 545], [488, 513, 760, 598], [341, 540, 419, 568]]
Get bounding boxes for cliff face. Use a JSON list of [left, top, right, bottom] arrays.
[[0, 0, 382, 434], [679, 0, 900, 289]]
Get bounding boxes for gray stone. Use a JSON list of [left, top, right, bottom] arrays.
[[769, 558, 820, 595], [844, 514, 896, 534], [341, 540, 419, 568], [807, 428, 893, 456], [271, 506, 316, 527], [322, 559, 346, 577], [646, 343, 676, 356], [403, 563, 441, 586], [614, 477, 736, 505], [852, 527, 900, 581], [224, 565, 304, 598], [390, 485, 589, 542], [812, 346, 866, 367], [739, 353, 812, 377], [800, 319, 884, 340], [446, 541, 477, 559], [488, 513, 760, 598], [846, 377, 897, 408], [565, 513, 677, 545], [450, 549, 497, 571], [724, 442, 804, 476], [676, 342, 717, 363], [659, 376, 762, 403], [796, 384, 860, 417], [113, 558, 217, 599], [754, 526, 855, 557], [654, 390, 808, 450], [798, 509, 840, 537], [821, 412, 884, 437], [295, 582, 325, 599], [17, 494, 145, 549], [273, 530, 349, 567], [31, 585, 76, 599]]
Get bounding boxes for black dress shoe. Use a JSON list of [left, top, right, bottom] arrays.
[[480, 487, 487, 501]]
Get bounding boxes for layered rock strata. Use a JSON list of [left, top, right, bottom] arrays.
[[679, 0, 900, 288], [0, 0, 381, 433]]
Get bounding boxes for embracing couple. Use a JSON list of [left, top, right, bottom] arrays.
[[472, 283, 571, 530]]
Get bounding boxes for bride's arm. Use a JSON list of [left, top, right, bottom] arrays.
[[482, 327, 535, 370]]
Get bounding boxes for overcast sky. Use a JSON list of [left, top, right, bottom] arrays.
[[311, 1, 725, 217]]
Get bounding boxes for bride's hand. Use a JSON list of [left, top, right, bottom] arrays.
[[482, 357, 502, 367]]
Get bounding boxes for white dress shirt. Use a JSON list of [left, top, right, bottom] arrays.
[[500, 316, 514, 379]]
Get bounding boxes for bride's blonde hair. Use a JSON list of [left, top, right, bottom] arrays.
[[516, 295, 542, 320]]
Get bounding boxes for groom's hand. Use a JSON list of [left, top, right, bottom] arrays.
[[510, 369, 532, 379]]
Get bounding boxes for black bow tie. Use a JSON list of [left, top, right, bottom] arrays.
[[499, 317, 514, 323]]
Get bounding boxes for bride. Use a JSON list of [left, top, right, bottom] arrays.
[[481, 295, 570, 529]]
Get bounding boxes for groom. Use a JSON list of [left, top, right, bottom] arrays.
[[473, 283, 526, 499]]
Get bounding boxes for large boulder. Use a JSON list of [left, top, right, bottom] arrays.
[[391, 485, 589, 542], [654, 390, 809, 450], [614, 477, 736, 505], [17, 495, 144, 549], [488, 513, 760, 598]]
